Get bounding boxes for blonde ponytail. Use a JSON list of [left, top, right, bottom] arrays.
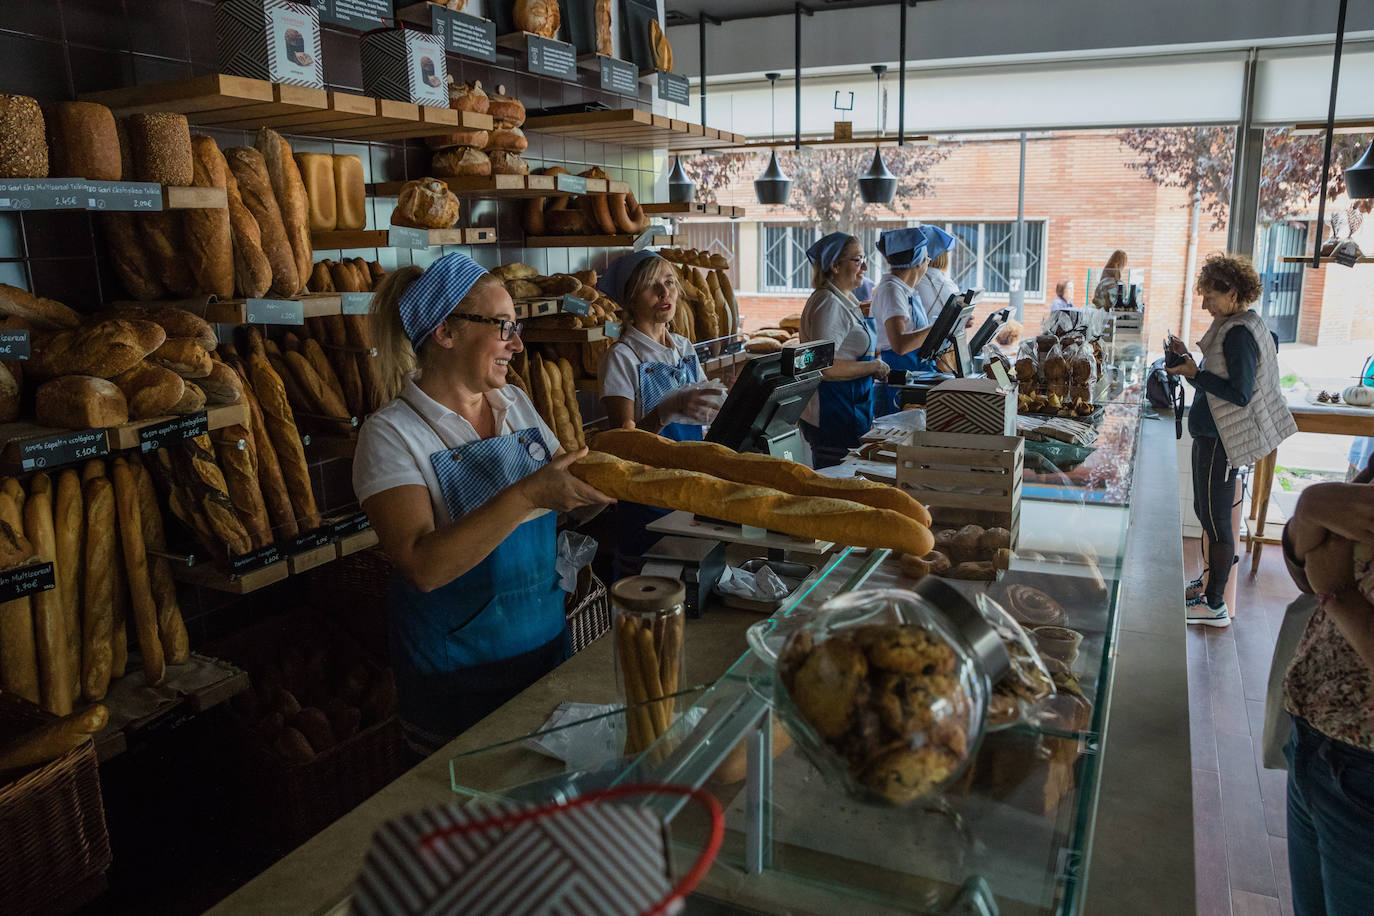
[[369, 265, 424, 405]]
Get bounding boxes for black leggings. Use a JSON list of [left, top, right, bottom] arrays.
[[1191, 435, 1239, 605]]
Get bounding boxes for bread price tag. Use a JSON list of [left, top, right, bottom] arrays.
[[387, 225, 433, 248], [286, 527, 332, 555], [560, 294, 591, 316], [0, 178, 88, 211], [245, 298, 304, 325], [599, 56, 639, 95], [0, 562, 55, 603], [555, 173, 588, 195], [84, 180, 162, 212], [139, 411, 209, 452], [431, 6, 496, 62], [312, 0, 390, 30], [657, 71, 691, 106], [229, 542, 282, 575], [329, 511, 371, 538], [0, 329, 29, 359], [526, 34, 578, 80], [341, 292, 373, 315], [19, 428, 109, 471], [603, 321, 623, 339]]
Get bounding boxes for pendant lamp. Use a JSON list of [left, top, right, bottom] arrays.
[[858, 65, 896, 204], [754, 72, 792, 206], [667, 156, 696, 203], [1346, 141, 1374, 199]]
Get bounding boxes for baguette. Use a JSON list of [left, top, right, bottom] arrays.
[[24, 476, 74, 714], [301, 339, 349, 416], [555, 357, 585, 449], [129, 460, 188, 663], [0, 491, 39, 704], [138, 211, 196, 298], [542, 360, 577, 452], [716, 269, 738, 335], [103, 212, 165, 300], [571, 451, 935, 557], [2, 477, 24, 515], [225, 147, 299, 297], [149, 447, 218, 560], [224, 164, 272, 299], [284, 350, 349, 421], [186, 135, 235, 298], [527, 354, 556, 436], [90, 461, 128, 681], [592, 428, 933, 526], [112, 458, 164, 685], [228, 358, 296, 539], [322, 317, 365, 417], [341, 315, 382, 414], [247, 352, 320, 530], [211, 424, 272, 550], [53, 470, 83, 698], [0, 704, 107, 772], [255, 129, 312, 297], [176, 435, 253, 557]]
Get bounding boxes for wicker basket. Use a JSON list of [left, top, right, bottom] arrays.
[[566, 568, 610, 654], [0, 703, 112, 915]]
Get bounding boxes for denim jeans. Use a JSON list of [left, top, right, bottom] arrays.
[[1285, 717, 1374, 916]]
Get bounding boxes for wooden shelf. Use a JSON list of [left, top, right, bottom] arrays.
[[1280, 255, 1372, 264], [524, 108, 745, 152], [310, 227, 495, 249], [115, 292, 344, 324], [642, 202, 745, 219], [80, 74, 492, 141], [168, 524, 377, 594], [162, 186, 227, 209], [520, 325, 607, 343], [370, 173, 627, 198], [523, 233, 677, 248], [91, 653, 249, 763], [512, 297, 561, 320]]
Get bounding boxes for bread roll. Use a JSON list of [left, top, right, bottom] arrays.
[[111, 361, 184, 420], [294, 152, 336, 232], [0, 94, 47, 178], [0, 491, 39, 705], [126, 112, 192, 185], [0, 704, 107, 772], [111, 459, 164, 685], [255, 129, 312, 298], [431, 147, 491, 178], [24, 477, 74, 714], [247, 353, 320, 531], [333, 155, 365, 231], [225, 146, 299, 297], [129, 460, 188, 664], [35, 377, 129, 429], [0, 283, 80, 330], [103, 212, 165, 301], [149, 338, 213, 379], [29, 318, 166, 380], [48, 101, 120, 181], [224, 165, 273, 299], [185, 136, 235, 299]]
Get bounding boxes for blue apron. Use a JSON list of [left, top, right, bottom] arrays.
[[803, 296, 877, 469], [387, 396, 569, 754], [876, 289, 936, 416]]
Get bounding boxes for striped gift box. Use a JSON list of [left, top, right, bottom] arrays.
[[925, 378, 1016, 436], [214, 0, 324, 88], [349, 799, 674, 916]]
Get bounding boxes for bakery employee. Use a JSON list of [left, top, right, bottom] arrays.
[[799, 231, 889, 469], [870, 227, 933, 416], [353, 253, 611, 754], [598, 249, 725, 442], [913, 224, 961, 320]]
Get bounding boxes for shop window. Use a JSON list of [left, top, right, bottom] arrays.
[[762, 224, 817, 292], [938, 220, 1045, 299]]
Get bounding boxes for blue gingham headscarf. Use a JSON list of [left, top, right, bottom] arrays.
[[918, 224, 957, 259], [876, 227, 929, 269], [805, 231, 854, 273], [398, 253, 489, 350], [597, 250, 663, 304]]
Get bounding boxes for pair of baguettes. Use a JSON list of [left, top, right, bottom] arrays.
[[524, 351, 584, 453]]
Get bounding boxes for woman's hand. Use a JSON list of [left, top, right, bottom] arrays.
[[1167, 334, 1188, 355], [869, 358, 891, 379], [1306, 534, 1356, 596], [517, 448, 614, 513], [678, 385, 727, 423], [1165, 353, 1199, 379], [1295, 482, 1374, 545]]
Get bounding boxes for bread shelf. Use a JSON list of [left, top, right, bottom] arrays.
[[1280, 255, 1372, 264], [369, 174, 628, 199], [126, 292, 345, 324], [310, 227, 496, 249], [519, 325, 607, 343], [92, 653, 250, 763], [641, 202, 745, 219], [79, 74, 492, 141], [168, 527, 377, 594], [524, 109, 745, 152], [0, 180, 226, 212], [522, 233, 677, 248], [512, 297, 561, 320]]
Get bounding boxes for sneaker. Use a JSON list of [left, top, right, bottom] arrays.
[[1186, 594, 1231, 628], [1186, 575, 1205, 597]]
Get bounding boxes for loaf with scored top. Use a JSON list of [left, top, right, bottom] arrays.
[[227, 356, 296, 540], [256, 129, 312, 296], [185, 136, 235, 299], [111, 361, 184, 420], [30, 318, 166, 380], [225, 146, 299, 297]]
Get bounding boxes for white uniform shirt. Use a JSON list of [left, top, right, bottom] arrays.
[[869, 273, 929, 353], [352, 377, 558, 525], [598, 325, 705, 421], [914, 266, 961, 321], [799, 282, 870, 426]]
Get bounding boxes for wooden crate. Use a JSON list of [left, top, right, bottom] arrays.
[[896, 431, 1023, 544]]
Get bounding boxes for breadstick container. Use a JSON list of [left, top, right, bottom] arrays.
[[610, 576, 686, 758]]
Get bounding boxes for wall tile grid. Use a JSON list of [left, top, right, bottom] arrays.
[[0, 2, 670, 626]]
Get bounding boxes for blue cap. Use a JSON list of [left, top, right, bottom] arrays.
[[805, 231, 853, 273], [876, 227, 929, 269], [597, 250, 663, 304], [397, 252, 489, 351], [918, 224, 957, 258]]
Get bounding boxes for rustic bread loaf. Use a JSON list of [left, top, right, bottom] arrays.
[[431, 147, 490, 177], [391, 178, 460, 229], [255, 129, 312, 298], [109, 305, 217, 350], [111, 361, 185, 420], [184, 136, 235, 299], [226, 356, 296, 539], [111, 458, 164, 685], [247, 353, 319, 530], [0, 284, 80, 330], [138, 210, 197, 298], [36, 376, 129, 428], [225, 146, 299, 297], [210, 424, 271, 549], [125, 112, 192, 185], [198, 359, 244, 405], [149, 338, 213, 379], [224, 165, 273, 299], [29, 318, 166, 380], [47, 101, 120, 180], [170, 380, 206, 415], [103, 212, 166, 301], [129, 459, 188, 664], [0, 94, 48, 178]]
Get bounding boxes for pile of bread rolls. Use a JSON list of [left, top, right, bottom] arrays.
[[522, 166, 650, 237], [656, 248, 737, 347], [745, 317, 800, 354], [294, 152, 367, 234], [428, 80, 529, 180], [0, 457, 191, 716]]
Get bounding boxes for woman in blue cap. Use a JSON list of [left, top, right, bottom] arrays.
[[597, 250, 725, 441], [914, 224, 961, 322], [353, 253, 611, 754], [799, 231, 889, 468], [871, 226, 934, 416]]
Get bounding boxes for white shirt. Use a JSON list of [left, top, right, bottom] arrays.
[[914, 266, 960, 320], [799, 282, 871, 426], [352, 377, 558, 525], [598, 325, 705, 421], [870, 273, 929, 353]]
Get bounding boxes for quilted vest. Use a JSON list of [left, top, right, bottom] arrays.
[[1197, 308, 1297, 468]]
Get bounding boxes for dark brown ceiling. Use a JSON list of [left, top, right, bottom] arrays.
[[664, 0, 923, 26]]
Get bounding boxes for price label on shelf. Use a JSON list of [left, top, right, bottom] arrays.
[[526, 34, 577, 80], [286, 527, 332, 555], [604, 321, 623, 339], [0, 178, 90, 210], [387, 225, 433, 248], [139, 411, 209, 453], [330, 511, 371, 538], [229, 542, 281, 575], [600, 56, 639, 95], [657, 71, 691, 106], [694, 342, 712, 362], [560, 294, 591, 316], [310, 0, 389, 30], [0, 562, 55, 603], [0, 329, 29, 360], [633, 225, 665, 251], [554, 173, 588, 195], [19, 428, 109, 471], [85, 180, 162, 211], [245, 298, 304, 325], [432, 6, 496, 62], [341, 292, 373, 315]]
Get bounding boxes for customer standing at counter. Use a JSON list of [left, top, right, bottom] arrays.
[[1166, 253, 1296, 626], [353, 253, 611, 754], [799, 232, 888, 468], [870, 227, 933, 416], [1051, 279, 1076, 311]]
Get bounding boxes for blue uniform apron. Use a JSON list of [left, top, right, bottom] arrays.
[[387, 397, 569, 754], [876, 289, 936, 416], [803, 311, 877, 469]]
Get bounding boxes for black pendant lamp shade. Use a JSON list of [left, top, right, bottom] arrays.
[[859, 148, 897, 204], [667, 156, 696, 203], [755, 72, 792, 206], [1347, 142, 1374, 199]]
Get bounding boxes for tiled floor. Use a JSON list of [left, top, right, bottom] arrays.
[[1185, 536, 1296, 916]]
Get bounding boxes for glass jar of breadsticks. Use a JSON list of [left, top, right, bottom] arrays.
[[611, 576, 686, 759]]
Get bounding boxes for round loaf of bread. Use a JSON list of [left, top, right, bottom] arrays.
[[424, 127, 489, 152], [487, 86, 526, 127], [0, 94, 48, 178], [447, 80, 490, 114], [488, 150, 529, 176], [126, 112, 193, 186], [390, 178, 461, 230], [486, 127, 528, 153], [48, 101, 120, 181], [432, 147, 491, 178]]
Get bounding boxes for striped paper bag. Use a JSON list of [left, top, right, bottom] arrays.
[[350, 799, 675, 916], [925, 378, 1016, 436]]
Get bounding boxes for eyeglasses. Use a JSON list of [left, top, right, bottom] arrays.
[[450, 312, 523, 340], [839, 256, 867, 265]]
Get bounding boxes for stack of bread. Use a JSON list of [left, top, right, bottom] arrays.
[[744, 326, 798, 354], [491, 262, 618, 381], [0, 458, 192, 713], [293, 152, 367, 234], [505, 350, 586, 453], [656, 247, 737, 348], [522, 166, 650, 237], [1014, 330, 1100, 417], [428, 80, 529, 179]]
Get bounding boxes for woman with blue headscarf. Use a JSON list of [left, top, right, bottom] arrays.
[[871, 226, 934, 416], [353, 253, 611, 754], [799, 231, 889, 468], [914, 224, 961, 322]]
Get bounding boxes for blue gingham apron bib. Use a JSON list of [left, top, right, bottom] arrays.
[[804, 291, 876, 467], [636, 351, 704, 443], [876, 287, 937, 415]]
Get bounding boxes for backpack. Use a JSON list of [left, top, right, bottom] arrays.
[[1146, 357, 1173, 409]]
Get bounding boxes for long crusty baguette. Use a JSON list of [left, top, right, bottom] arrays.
[[0, 492, 39, 704], [284, 350, 350, 421], [177, 435, 253, 557], [301, 338, 349, 416], [77, 461, 126, 680], [112, 458, 164, 684], [247, 352, 320, 530], [225, 146, 299, 297], [24, 476, 74, 714], [130, 460, 188, 664], [591, 428, 933, 526], [255, 129, 312, 298], [53, 470, 83, 699], [542, 360, 577, 452], [341, 315, 382, 415], [223, 161, 272, 299], [556, 357, 586, 449], [186, 136, 235, 299], [211, 424, 272, 550], [571, 451, 935, 557], [227, 356, 296, 539], [0, 704, 107, 772]]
